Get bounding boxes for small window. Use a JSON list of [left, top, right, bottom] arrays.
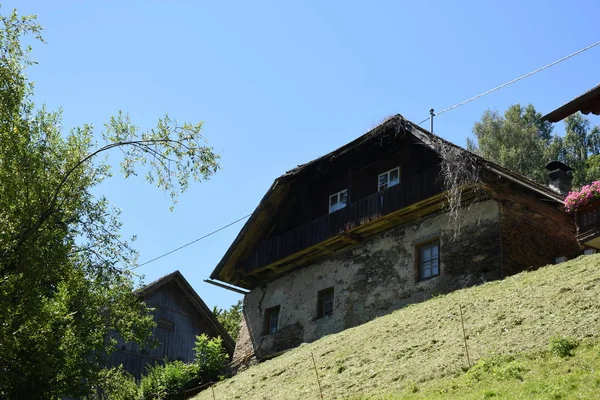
[[329, 189, 348, 213], [317, 287, 334, 318], [378, 167, 400, 191], [264, 306, 280, 335], [418, 240, 440, 280]]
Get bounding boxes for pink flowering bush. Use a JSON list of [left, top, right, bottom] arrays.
[[564, 180, 600, 213]]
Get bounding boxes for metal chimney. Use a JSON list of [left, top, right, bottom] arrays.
[[545, 161, 573, 196]]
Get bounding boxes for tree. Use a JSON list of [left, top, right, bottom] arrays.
[[0, 9, 219, 399], [467, 104, 600, 189], [467, 103, 553, 183], [560, 113, 600, 187], [213, 300, 243, 341]]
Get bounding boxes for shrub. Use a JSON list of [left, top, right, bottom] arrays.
[[549, 336, 579, 358], [194, 334, 228, 383], [98, 335, 228, 399], [467, 355, 524, 382], [96, 366, 139, 400], [139, 361, 199, 400]]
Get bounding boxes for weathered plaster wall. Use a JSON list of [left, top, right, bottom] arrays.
[[234, 200, 503, 360]]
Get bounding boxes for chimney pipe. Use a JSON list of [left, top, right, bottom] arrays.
[[545, 161, 573, 196]]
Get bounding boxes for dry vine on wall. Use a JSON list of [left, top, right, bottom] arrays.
[[382, 116, 485, 239], [432, 138, 485, 239]]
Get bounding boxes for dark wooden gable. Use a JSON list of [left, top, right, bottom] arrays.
[[104, 271, 234, 379]]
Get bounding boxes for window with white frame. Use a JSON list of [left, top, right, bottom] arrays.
[[329, 189, 348, 213], [418, 240, 440, 280], [378, 167, 400, 191]]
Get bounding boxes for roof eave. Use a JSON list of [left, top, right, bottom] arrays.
[[542, 84, 600, 122]]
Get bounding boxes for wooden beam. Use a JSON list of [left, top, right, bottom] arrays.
[[340, 232, 362, 244]]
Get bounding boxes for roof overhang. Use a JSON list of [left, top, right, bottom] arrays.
[[542, 84, 600, 122]]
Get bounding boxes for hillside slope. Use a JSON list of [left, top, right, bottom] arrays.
[[194, 255, 600, 400]]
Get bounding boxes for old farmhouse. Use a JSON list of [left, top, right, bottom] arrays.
[[106, 271, 235, 378], [209, 115, 579, 361]]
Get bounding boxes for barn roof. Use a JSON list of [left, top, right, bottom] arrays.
[[143, 270, 236, 355]]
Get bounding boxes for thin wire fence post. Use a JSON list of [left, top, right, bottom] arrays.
[[460, 304, 472, 368], [311, 352, 324, 400]]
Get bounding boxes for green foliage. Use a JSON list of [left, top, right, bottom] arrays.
[[97, 366, 140, 400], [139, 361, 199, 400], [549, 336, 579, 358], [561, 113, 600, 187], [466, 355, 524, 382], [467, 104, 553, 183], [0, 8, 219, 399], [213, 300, 243, 341], [468, 103, 600, 189], [99, 336, 228, 399], [194, 334, 229, 382]]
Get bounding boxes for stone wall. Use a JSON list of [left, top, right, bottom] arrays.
[[234, 200, 503, 360], [499, 198, 579, 276]]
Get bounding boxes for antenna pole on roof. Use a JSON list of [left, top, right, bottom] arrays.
[[429, 109, 435, 134]]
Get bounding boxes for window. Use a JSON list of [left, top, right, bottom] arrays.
[[329, 189, 348, 213], [378, 167, 400, 191], [418, 240, 440, 280], [317, 287, 334, 318], [264, 306, 280, 335]]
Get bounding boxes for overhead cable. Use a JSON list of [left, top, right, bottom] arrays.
[[132, 213, 251, 270], [418, 40, 600, 126]]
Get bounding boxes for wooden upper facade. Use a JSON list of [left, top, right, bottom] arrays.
[[211, 115, 564, 290]]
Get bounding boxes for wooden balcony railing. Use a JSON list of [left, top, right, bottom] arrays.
[[576, 204, 600, 233], [575, 203, 600, 248], [247, 167, 442, 272]]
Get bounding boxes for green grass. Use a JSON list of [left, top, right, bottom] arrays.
[[358, 340, 600, 399], [194, 255, 600, 400]]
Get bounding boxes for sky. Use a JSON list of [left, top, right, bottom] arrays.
[[4, 1, 600, 311]]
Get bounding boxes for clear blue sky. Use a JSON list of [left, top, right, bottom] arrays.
[[5, 1, 600, 311]]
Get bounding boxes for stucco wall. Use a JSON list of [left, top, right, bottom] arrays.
[[235, 200, 503, 360]]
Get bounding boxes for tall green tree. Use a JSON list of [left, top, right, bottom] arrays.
[[560, 113, 600, 187], [468, 103, 600, 189], [213, 300, 243, 341], [467, 103, 553, 183], [0, 9, 219, 399]]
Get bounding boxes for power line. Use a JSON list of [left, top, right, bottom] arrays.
[[132, 213, 251, 269], [418, 40, 600, 126]]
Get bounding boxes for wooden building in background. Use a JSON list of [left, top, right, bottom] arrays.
[[105, 270, 235, 379]]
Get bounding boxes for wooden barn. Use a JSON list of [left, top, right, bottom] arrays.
[[105, 270, 235, 379]]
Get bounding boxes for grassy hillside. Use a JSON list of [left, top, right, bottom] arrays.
[[194, 255, 600, 400]]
